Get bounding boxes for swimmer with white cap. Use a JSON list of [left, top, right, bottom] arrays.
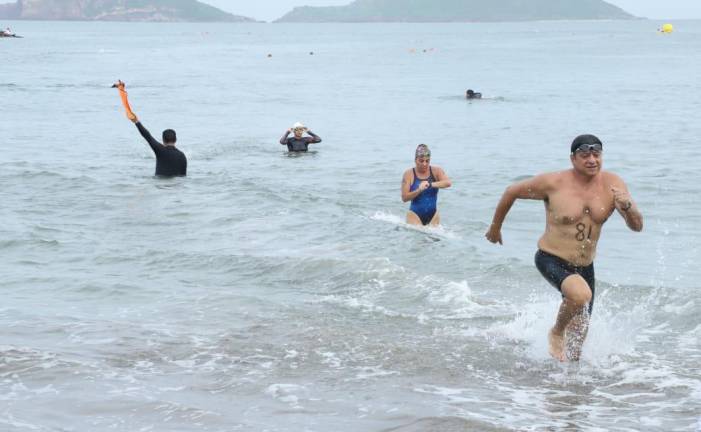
[[279, 122, 322, 152]]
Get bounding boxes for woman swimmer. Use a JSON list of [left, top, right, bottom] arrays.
[[401, 144, 452, 226]]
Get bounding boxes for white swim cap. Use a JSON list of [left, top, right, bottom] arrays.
[[292, 122, 306, 130]]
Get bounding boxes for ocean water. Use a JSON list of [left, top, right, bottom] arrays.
[[1, 19, 700, 431]]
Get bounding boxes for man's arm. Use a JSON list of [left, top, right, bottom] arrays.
[[430, 166, 452, 189], [306, 131, 322, 144], [280, 130, 291, 145], [401, 170, 428, 202], [486, 174, 551, 244], [135, 122, 163, 155], [610, 178, 643, 232], [113, 81, 160, 155]]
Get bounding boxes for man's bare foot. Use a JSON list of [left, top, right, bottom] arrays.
[[548, 328, 566, 361]]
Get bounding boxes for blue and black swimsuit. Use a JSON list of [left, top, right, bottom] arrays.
[[409, 167, 439, 225]]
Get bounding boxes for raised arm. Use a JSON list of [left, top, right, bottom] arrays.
[[135, 122, 163, 155], [486, 174, 551, 244], [280, 129, 291, 145], [306, 130, 322, 144], [113, 80, 160, 154], [609, 175, 643, 232]]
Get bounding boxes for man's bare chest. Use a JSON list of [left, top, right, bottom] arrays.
[[546, 187, 614, 226]]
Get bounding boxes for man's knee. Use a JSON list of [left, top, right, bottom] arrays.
[[561, 275, 592, 307]]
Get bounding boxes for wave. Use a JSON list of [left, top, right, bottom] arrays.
[[383, 416, 508, 432], [369, 210, 461, 240]]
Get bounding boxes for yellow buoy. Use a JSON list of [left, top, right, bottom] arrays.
[[661, 23, 674, 34]]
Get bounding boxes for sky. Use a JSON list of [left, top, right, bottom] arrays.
[[1, 0, 699, 22]]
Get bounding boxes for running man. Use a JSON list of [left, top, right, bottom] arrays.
[[279, 122, 322, 152], [401, 144, 452, 226], [485, 135, 643, 361], [113, 80, 187, 177]]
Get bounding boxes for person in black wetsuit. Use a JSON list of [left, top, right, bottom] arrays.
[[114, 81, 187, 177], [279, 122, 322, 152], [466, 89, 482, 99], [131, 118, 187, 177]]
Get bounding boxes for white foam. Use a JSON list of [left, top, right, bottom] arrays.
[[347, 365, 400, 381], [0, 414, 40, 430], [662, 300, 695, 314], [413, 384, 481, 404], [369, 210, 403, 225], [369, 210, 461, 239], [491, 289, 649, 365], [679, 324, 701, 351], [316, 350, 343, 369], [265, 383, 307, 408], [317, 294, 410, 319], [422, 279, 504, 321], [426, 280, 473, 305], [491, 295, 554, 361]]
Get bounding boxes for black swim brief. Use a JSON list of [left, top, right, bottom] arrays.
[[534, 249, 595, 314]]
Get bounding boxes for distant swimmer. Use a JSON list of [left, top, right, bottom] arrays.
[[112, 80, 187, 177], [279, 122, 322, 152], [466, 89, 482, 99], [401, 144, 452, 226], [485, 134, 643, 361]]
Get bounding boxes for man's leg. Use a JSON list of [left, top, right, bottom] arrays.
[[549, 274, 592, 361], [565, 309, 590, 361]]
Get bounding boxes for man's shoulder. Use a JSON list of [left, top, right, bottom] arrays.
[[165, 145, 185, 155], [601, 170, 624, 182], [534, 169, 569, 185]]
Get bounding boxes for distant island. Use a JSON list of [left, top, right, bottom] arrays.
[[276, 0, 635, 23], [0, 0, 256, 22]]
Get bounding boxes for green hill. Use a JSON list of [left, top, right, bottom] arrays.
[[276, 0, 634, 23], [0, 0, 256, 22]]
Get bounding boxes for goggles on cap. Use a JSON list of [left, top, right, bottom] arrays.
[[573, 143, 602, 156], [415, 145, 431, 158]]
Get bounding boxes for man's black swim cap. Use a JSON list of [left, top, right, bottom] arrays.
[[571, 134, 602, 154], [163, 129, 177, 144]]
